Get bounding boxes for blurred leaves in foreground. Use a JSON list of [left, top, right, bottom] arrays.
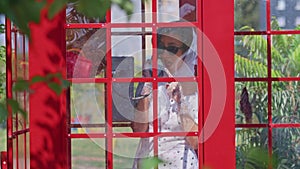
[[0, 0, 137, 36]]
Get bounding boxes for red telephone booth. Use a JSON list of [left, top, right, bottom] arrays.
[[4, 0, 236, 169]]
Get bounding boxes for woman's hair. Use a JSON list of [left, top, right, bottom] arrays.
[[157, 26, 194, 53]]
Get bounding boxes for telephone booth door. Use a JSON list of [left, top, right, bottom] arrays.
[[5, 0, 235, 169]]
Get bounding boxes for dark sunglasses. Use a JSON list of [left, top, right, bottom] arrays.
[[158, 44, 184, 55]]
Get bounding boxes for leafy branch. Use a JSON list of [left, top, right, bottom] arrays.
[[0, 73, 70, 124], [0, 0, 137, 36]]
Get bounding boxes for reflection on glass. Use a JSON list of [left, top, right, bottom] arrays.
[[111, 36, 141, 58], [157, 0, 197, 22], [71, 84, 106, 125], [113, 138, 140, 169], [272, 128, 300, 168], [277, 16, 286, 27], [71, 139, 106, 169], [271, 34, 300, 77], [271, 0, 300, 30], [235, 128, 269, 168], [235, 35, 268, 78], [296, 0, 300, 10], [272, 81, 300, 123], [66, 2, 102, 23], [276, 0, 286, 10], [111, 33, 147, 78], [111, 0, 152, 23], [234, 0, 266, 31], [235, 82, 268, 124], [66, 28, 106, 78], [112, 81, 135, 122]]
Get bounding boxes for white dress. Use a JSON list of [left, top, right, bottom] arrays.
[[132, 83, 198, 169]]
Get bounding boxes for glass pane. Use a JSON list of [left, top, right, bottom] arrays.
[[66, 28, 106, 78], [66, 2, 103, 23], [16, 92, 29, 129], [235, 128, 269, 168], [272, 81, 300, 123], [157, 136, 198, 168], [157, 82, 198, 131], [11, 32, 16, 81], [0, 126, 6, 152], [235, 35, 268, 78], [26, 132, 30, 168], [71, 84, 106, 125], [111, 33, 145, 78], [235, 82, 268, 124], [156, 26, 198, 76], [235, 0, 267, 31], [113, 138, 140, 169], [272, 128, 300, 168], [157, 0, 197, 22], [112, 82, 135, 122], [16, 33, 25, 80], [71, 138, 106, 169], [271, 0, 300, 30], [131, 82, 153, 133], [111, 0, 152, 23], [18, 134, 26, 168], [271, 34, 300, 77], [13, 138, 17, 167], [25, 36, 29, 80]]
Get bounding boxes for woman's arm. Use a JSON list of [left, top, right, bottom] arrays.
[[180, 82, 199, 150], [180, 114, 198, 149], [131, 97, 150, 132]]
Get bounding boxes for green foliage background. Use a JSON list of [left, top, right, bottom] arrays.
[[235, 21, 300, 169]]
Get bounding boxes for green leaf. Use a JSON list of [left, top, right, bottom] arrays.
[[0, 101, 7, 123], [7, 99, 19, 113], [7, 99, 27, 118], [0, 0, 9, 14], [76, 0, 111, 20], [47, 82, 63, 95], [30, 75, 46, 84], [0, 0, 47, 35], [48, 0, 68, 19], [45, 72, 62, 80], [140, 157, 163, 169], [13, 79, 30, 91], [61, 79, 71, 89], [112, 0, 134, 17]]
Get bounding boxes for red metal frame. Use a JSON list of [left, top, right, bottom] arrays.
[[29, 10, 67, 169], [64, 0, 234, 169], [5, 18, 30, 169], [5, 0, 235, 169], [234, 0, 300, 168], [202, 0, 235, 168], [5, 17, 13, 169]]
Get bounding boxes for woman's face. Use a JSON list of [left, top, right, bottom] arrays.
[[159, 33, 185, 74]]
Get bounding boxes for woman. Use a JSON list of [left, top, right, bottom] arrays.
[[132, 26, 198, 169]]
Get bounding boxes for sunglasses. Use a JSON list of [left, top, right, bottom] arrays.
[[158, 44, 184, 55]]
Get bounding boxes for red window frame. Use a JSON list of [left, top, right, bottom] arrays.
[[235, 0, 300, 168], [5, 18, 30, 169]]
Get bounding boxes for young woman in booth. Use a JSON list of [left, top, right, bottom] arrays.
[[131, 26, 199, 169]]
